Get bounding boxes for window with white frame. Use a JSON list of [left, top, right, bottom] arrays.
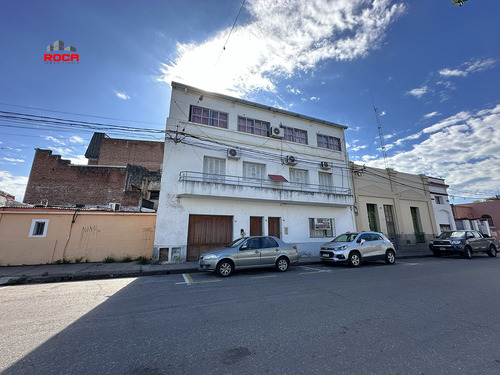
[[243, 162, 266, 181], [238, 116, 270, 136], [434, 196, 444, 204], [283, 126, 308, 144], [29, 219, 49, 237], [309, 218, 335, 238], [317, 134, 341, 151], [190, 105, 228, 129], [318, 172, 333, 193], [289, 168, 309, 187], [203, 156, 226, 183]]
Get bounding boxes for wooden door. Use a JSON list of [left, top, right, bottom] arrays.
[[250, 217, 263, 236], [187, 215, 233, 261], [268, 217, 281, 239]]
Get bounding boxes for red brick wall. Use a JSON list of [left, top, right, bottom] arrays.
[[96, 138, 164, 171], [24, 149, 141, 207]]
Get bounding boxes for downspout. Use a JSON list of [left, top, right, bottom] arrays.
[[59, 209, 79, 262]]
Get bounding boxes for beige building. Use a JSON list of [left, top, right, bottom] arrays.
[[0, 207, 156, 266], [351, 163, 437, 252]]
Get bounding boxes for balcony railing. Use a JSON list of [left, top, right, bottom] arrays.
[[179, 171, 351, 196]]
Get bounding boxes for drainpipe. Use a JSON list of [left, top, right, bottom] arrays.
[[59, 209, 79, 262]]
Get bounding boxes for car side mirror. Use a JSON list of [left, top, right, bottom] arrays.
[[240, 245, 249, 250], [359, 239, 366, 245], [467, 235, 474, 239]]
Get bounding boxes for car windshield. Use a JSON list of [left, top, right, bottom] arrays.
[[331, 233, 358, 243], [439, 231, 466, 239], [226, 237, 247, 248]]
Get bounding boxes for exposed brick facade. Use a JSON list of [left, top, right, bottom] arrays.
[[24, 149, 142, 208], [90, 136, 164, 171]]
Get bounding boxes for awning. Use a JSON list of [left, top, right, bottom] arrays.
[[268, 174, 288, 182]]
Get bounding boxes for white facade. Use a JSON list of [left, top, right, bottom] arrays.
[[153, 82, 355, 263], [428, 176, 456, 234]]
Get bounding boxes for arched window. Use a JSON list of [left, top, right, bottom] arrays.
[[482, 215, 494, 227]]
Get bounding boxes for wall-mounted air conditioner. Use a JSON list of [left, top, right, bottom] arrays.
[[270, 126, 284, 138], [227, 148, 241, 159], [109, 203, 121, 211], [283, 155, 298, 165], [320, 161, 331, 170]]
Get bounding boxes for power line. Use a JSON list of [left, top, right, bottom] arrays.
[[215, 0, 246, 65]]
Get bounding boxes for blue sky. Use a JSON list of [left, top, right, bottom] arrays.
[[0, 0, 499, 203]]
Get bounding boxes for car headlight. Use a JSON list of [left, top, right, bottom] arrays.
[[336, 245, 348, 250], [203, 254, 217, 260], [451, 240, 462, 245]]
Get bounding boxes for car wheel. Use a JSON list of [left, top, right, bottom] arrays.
[[348, 251, 361, 267], [275, 257, 290, 272], [487, 245, 497, 258], [462, 246, 472, 259], [217, 260, 233, 277], [385, 250, 396, 265], [432, 250, 442, 257]]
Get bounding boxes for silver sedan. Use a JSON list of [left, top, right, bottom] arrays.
[[198, 236, 299, 277]]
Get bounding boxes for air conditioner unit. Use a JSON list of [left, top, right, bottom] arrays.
[[320, 161, 331, 170], [109, 203, 121, 211], [284, 155, 298, 165], [270, 126, 284, 138], [227, 148, 241, 159]]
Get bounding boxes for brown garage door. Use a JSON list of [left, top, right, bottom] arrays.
[[187, 215, 233, 261]]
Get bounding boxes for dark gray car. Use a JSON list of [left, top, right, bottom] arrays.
[[198, 236, 299, 277]]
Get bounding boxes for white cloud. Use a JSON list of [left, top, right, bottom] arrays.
[[360, 104, 500, 197], [68, 154, 87, 165], [2, 158, 25, 163], [48, 147, 74, 156], [423, 111, 440, 119], [439, 68, 467, 77], [69, 136, 85, 144], [286, 85, 301, 95], [310, 96, 320, 101], [115, 91, 131, 100], [0, 170, 28, 202], [439, 58, 496, 78], [43, 135, 65, 145], [158, 0, 405, 96], [406, 86, 428, 99]]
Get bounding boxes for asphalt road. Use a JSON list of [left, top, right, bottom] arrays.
[[1, 256, 500, 375]]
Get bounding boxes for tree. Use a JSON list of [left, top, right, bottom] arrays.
[[452, 0, 469, 6]]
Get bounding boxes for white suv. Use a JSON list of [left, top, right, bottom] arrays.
[[320, 231, 396, 267]]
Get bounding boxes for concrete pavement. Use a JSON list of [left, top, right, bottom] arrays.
[[0, 247, 431, 286]]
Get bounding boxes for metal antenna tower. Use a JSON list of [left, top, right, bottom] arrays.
[[373, 105, 389, 169]]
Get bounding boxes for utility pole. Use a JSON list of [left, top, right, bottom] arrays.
[[373, 105, 389, 169]]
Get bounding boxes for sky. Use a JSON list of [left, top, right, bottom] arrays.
[[0, 0, 499, 203]]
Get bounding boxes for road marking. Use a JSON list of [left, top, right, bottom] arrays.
[[298, 265, 332, 274], [176, 273, 222, 285], [250, 275, 277, 279]]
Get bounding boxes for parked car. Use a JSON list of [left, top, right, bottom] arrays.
[[320, 231, 396, 267], [198, 236, 299, 277], [429, 230, 497, 259]]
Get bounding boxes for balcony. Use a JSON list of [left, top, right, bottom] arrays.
[[177, 171, 353, 207]]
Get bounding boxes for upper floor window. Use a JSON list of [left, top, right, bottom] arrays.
[[283, 126, 308, 144], [238, 116, 269, 136], [318, 172, 333, 193], [317, 134, 341, 151], [190, 106, 228, 129], [289, 168, 309, 186], [435, 196, 444, 204], [482, 214, 494, 227], [203, 156, 226, 183], [243, 162, 266, 181]]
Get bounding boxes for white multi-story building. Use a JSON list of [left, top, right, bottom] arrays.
[[153, 82, 355, 263], [428, 176, 456, 233]]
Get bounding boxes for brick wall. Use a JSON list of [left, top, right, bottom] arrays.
[[24, 149, 141, 207], [96, 138, 164, 171]]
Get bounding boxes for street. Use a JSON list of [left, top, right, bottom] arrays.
[[1, 256, 500, 375]]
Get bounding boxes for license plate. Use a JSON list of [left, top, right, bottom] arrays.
[[322, 253, 330, 257], [439, 247, 445, 251]]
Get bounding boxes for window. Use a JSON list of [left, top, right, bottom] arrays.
[[435, 196, 444, 204], [190, 106, 228, 128], [238, 116, 270, 136], [29, 219, 49, 237], [309, 218, 335, 238], [149, 190, 160, 200], [440, 224, 451, 232], [317, 134, 341, 151], [243, 162, 266, 181], [262, 237, 278, 248], [482, 214, 494, 227], [283, 126, 308, 144], [289, 168, 309, 186], [383, 204, 396, 239], [410, 206, 425, 243], [366, 204, 379, 232], [203, 157, 226, 183], [318, 172, 333, 193]]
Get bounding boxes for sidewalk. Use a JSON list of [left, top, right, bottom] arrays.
[[0, 249, 431, 286]]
